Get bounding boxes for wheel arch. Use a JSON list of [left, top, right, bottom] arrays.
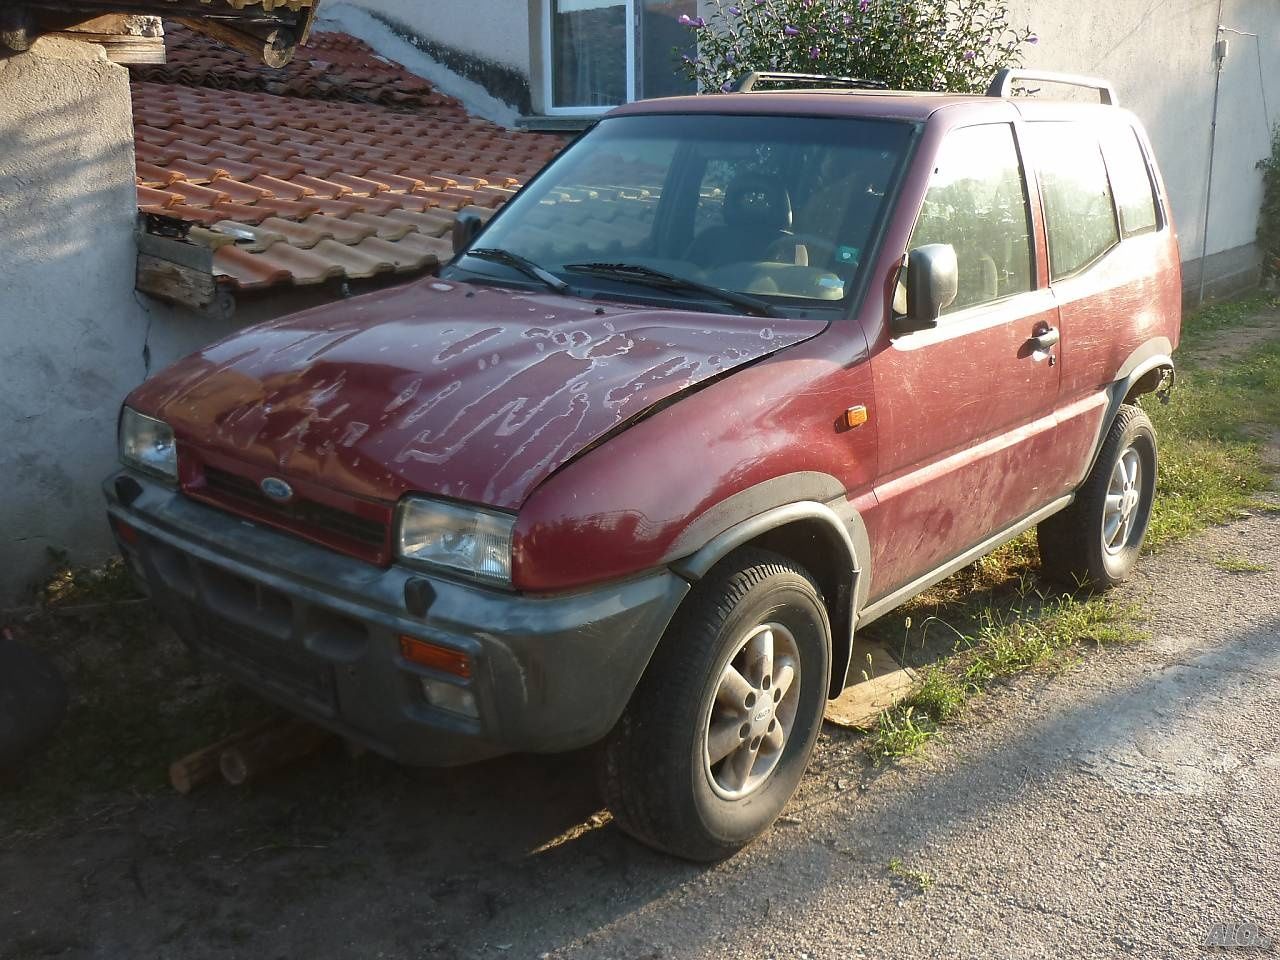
[[670, 497, 870, 700], [1085, 338, 1174, 478]]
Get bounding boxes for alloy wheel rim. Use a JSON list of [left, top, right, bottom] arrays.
[[703, 622, 801, 801], [1103, 445, 1143, 555]]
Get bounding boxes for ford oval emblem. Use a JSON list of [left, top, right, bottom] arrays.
[[260, 477, 294, 503]]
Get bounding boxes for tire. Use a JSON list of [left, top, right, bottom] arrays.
[[1038, 403, 1157, 588], [597, 548, 831, 861]]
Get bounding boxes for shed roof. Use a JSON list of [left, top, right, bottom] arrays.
[[131, 24, 566, 293]]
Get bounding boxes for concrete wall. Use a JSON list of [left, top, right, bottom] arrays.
[[1007, 0, 1279, 297], [343, 0, 533, 70], [318, 1, 539, 122], [0, 38, 239, 604]]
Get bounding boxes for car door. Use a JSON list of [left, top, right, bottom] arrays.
[[862, 121, 1069, 600], [1022, 117, 1177, 494]]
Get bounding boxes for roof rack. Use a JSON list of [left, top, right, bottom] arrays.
[[732, 71, 888, 93], [987, 68, 1118, 106]]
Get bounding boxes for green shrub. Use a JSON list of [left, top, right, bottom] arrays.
[[1259, 125, 1280, 279], [678, 0, 1036, 95]]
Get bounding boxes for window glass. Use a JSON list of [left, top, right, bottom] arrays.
[[642, 1, 697, 99], [1027, 122, 1121, 280], [458, 114, 913, 310], [907, 123, 1033, 314], [551, 1, 627, 108], [1102, 126, 1159, 237]]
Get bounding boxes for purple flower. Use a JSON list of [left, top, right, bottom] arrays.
[[678, 14, 706, 27], [1028, 33, 1039, 43], [728, 4, 741, 14], [859, 0, 871, 10], [963, 50, 975, 60], [784, 25, 799, 36], [809, 45, 821, 58]]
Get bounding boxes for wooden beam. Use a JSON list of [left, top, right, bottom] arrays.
[[136, 253, 235, 321], [172, 16, 297, 68], [219, 718, 333, 785]]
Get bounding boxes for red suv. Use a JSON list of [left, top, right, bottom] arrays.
[[107, 70, 1180, 860]]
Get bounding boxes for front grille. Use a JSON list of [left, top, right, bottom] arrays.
[[203, 615, 337, 714], [197, 465, 389, 559]]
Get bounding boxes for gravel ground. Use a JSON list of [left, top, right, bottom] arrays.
[[2, 508, 1277, 960]]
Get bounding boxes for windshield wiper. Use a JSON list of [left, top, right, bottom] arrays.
[[465, 247, 569, 293], [563, 262, 780, 318]]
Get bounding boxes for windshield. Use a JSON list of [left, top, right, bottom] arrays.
[[449, 113, 914, 315]]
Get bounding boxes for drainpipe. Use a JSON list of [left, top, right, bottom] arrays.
[[1198, 10, 1228, 305]]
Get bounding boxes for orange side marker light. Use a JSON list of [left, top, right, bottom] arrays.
[[399, 635, 473, 679], [844, 405, 869, 429]]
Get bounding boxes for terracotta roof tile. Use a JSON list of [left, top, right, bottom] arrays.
[[131, 27, 567, 292]]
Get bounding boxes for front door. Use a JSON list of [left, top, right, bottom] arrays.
[[863, 122, 1066, 600]]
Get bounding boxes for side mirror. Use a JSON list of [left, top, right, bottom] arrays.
[[893, 243, 958, 335], [452, 211, 484, 255]]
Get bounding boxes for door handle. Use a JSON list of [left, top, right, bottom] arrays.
[[1028, 326, 1060, 351]]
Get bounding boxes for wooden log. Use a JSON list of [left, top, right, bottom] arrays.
[[219, 718, 333, 786], [168, 717, 279, 795]]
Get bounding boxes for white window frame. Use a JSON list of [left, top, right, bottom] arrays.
[[540, 0, 639, 116]]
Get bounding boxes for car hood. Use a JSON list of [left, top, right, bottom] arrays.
[[130, 279, 826, 509]]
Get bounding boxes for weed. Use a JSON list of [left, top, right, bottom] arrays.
[[867, 705, 937, 761], [901, 666, 972, 724], [887, 856, 934, 893], [1213, 554, 1271, 574]]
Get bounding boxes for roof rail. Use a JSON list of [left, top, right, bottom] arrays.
[[733, 71, 888, 93], [987, 68, 1118, 106]]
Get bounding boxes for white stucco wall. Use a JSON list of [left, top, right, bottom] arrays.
[[0, 39, 238, 604], [331, 0, 533, 72], [1008, 0, 1278, 288]]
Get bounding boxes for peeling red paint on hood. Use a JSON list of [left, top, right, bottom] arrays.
[[128, 279, 826, 509]]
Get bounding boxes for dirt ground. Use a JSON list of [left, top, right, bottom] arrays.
[[0, 504, 1276, 959]]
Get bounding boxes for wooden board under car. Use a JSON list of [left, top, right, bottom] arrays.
[[824, 637, 918, 729]]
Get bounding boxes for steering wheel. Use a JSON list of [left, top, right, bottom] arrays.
[[766, 233, 842, 267]]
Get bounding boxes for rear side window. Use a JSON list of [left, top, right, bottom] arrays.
[[1102, 126, 1159, 237], [907, 123, 1033, 314], [1026, 122, 1120, 281]]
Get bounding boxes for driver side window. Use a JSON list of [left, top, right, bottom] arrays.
[[907, 124, 1034, 315]]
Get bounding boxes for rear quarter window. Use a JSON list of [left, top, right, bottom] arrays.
[[1101, 125, 1160, 238], [1025, 121, 1120, 281]]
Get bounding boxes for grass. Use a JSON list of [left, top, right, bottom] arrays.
[[866, 293, 1280, 761], [887, 856, 934, 894], [0, 558, 270, 837], [1213, 554, 1272, 574]]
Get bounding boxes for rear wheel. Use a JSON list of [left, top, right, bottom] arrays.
[[597, 549, 830, 861], [1038, 403, 1157, 588]]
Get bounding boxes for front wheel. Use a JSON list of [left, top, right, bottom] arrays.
[[1038, 403, 1158, 588], [597, 549, 830, 861]]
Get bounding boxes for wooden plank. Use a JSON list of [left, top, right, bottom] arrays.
[[136, 253, 234, 321], [824, 638, 918, 729], [219, 718, 333, 786], [169, 717, 279, 794]]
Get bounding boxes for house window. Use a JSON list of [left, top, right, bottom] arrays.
[[545, 0, 697, 113]]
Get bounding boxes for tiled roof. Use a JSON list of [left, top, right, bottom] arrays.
[[131, 24, 566, 292]]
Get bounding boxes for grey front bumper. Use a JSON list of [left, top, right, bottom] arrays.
[[104, 472, 689, 766]]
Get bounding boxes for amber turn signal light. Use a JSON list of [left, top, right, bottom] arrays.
[[844, 405, 869, 429], [399, 635, 473, 679]]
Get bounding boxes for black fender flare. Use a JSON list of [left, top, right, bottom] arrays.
[[668, 480, 872, 698], [1085, 338, 1174, 478]]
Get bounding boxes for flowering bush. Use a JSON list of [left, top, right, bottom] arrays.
[[678, 0, 1036, 95]]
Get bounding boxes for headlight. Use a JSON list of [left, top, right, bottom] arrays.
[[396, 498, 515, 586], [119, 407, 177, 483]]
